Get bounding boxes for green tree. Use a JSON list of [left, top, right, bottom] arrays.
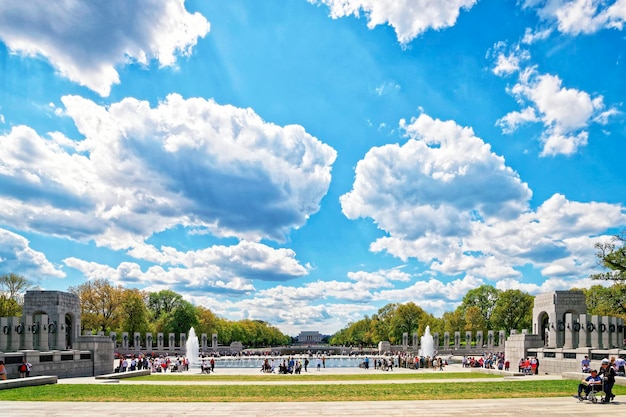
[[389, 302, 426, 343], [120, 288, 150, 339], [490, 289, 533, 332], [0, 296, 21, 317], [583, 283, 626, 318], [168, 300, 199, 336], [147, 290, 184, 317], [442, 309, 465, 334], [459, 285, 500, 329], [592, 232, 626, 281]]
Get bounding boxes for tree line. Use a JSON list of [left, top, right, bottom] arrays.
[[1, 231, 625, 346], [0, 276, 290, 348]]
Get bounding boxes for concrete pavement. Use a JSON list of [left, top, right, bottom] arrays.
[[4, 397, 624, 417]]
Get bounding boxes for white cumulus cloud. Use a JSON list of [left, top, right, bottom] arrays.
[[0, 228, 64, 279], [496, 66, 617, 156], [0, 94, 337, 249], [0, 0, 210, 96], [309, 0, 477, 44], [341, 113, 626, 288], [523, 0, 626, 35]]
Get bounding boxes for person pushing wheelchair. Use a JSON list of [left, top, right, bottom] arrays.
[[598, 358, 616, 403]]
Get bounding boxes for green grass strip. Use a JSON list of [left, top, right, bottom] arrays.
[[134, 371, 500, 382], [3, 380, 624, 402]]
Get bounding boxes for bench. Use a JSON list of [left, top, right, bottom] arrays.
[[95, 369, 151, 380], [0, 376, 58, 390]]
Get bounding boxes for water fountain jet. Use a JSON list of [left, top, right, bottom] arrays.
[[418, 325, 435, 358], [185, 327, 200, 369]]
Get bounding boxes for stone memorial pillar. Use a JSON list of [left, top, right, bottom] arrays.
[[433, 332, 439, 350], [510, 329, 517, 335], [600, 315, 610, 349], [615, 318, 626, 349], [402, 332, 408, 351], [50, 314, 66, 350], [180, 333, 187, 350], [110, 332, 117, 348], [444, 332, 450, 350], [476, 331, 483, 348], [487, 330, 494, 350], [201, 333, 208, 351], [0, 317, 8, 351], [563, 313, 574, 349], [454, 331, 460, 349], [9, 316, 21, 351], [33, 313, 50, 351], [412, 332, 418, 351], [579, 314, 591, 348], [498, 330, 506, 347], [591, 315, 602, 348], [122, 332, 129, 350], [572, 315, 582, 348], [134, 332, 141, 350], [168, 333, 175, 350], [547, 315, 558, 348], [465, 331, 472, 349], [20, 315, 34, 350], [212, 333, 218, 350], [157, 333, 164, 350], [606, 316, 616, 348], [146, 333, 153, 352]]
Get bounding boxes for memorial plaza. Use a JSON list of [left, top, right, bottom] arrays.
[[3, 362, 625, 417]]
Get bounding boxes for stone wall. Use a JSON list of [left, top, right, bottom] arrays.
[[504, 333, 543, 365], [0, 347, 110, 379]]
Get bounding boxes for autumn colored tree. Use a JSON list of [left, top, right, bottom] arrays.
[[69, 279, 125, 332], [464, 306, 486, 335]]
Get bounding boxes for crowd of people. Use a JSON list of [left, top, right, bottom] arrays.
[[259, 356, 327, 373], [461, 352, 511, 371], [115, 353, 215, 374]]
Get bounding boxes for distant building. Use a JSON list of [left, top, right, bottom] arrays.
[[297, 331, 323, 344]]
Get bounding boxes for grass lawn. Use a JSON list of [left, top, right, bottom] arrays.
[[133, 371, 500, 382], [2, 377, 624, 402]]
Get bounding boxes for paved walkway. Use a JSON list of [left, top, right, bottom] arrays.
[[2, 363, 625, 416], [4, 397, 624, 417]]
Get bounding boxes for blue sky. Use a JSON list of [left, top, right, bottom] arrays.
[[0, 0, 625, 335]]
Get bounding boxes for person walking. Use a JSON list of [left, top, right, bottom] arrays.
[[18, 360, 29, 378], [0, 360, 7, 380]]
